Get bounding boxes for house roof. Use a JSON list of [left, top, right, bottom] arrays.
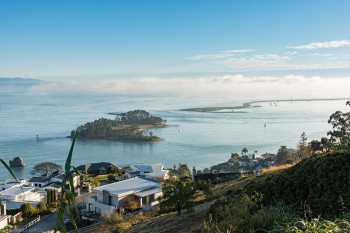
[[93, 177, 160, 196], [133, 164, 154, 173], [42, 182, 62, 189], [134, 187, 162, 198], [76, 162, 115, 172], [0, 187, 34, 196], [28, 177, 50, 183]]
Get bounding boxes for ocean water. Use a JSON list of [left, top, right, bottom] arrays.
[[0, 83, 348, 179]]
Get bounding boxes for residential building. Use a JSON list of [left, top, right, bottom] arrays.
[[28, 170, 80, 191], [76, 162, 116, 175], [126, 163, 169, 180], [0, 187, 44, 202], [86, 177, 162, 214], [0, 201, 10, 230], [0, 179, 27, 191]]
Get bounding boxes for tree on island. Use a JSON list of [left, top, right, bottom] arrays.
[[31, 162, 62, 176], [71, 110, 164, 142], [115, 110, 163, 125]]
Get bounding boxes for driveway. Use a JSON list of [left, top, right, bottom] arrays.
[[27, 192, 95, 233]]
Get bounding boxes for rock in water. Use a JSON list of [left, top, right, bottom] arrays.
[[9, 157, 25, 167]]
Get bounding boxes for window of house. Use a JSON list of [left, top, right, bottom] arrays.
[[35, 184, 37, 187], [39, 184, 42, 187]]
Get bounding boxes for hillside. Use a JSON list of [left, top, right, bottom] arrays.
[[118, 151, 350, 233], [244, 150, 350, 216]]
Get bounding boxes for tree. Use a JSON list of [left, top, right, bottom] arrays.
[[327, 101, 350, 148], [107, 165, 124, 176], [161, 179, 196, 214], [241, 148, 248, 156], [195, 180, 213, 200], [309, 137, 332, 154], [177, 164, 192, 178], [31, 162, 62, 175], [47, 189, 52, 205], [231, 153, 239, 160], [300, 132, 307, 147], [296, 132, 310, 159], [37, 201, 47, 213], [21, 203, 39, 217], [275, 146, 297, 165]]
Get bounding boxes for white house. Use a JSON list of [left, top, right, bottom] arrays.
[[0, 179, 27, 191], [126, 163, 169, 180], [28, 177, 51, 188], [86, 177, 162, 214], [0, 187, 45, 203], [0, 201, 10, 230], [28, 171, 80, 191]]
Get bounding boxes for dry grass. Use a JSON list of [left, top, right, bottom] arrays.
[[88, 165, 296, 233], [261, 163, 296, 174]]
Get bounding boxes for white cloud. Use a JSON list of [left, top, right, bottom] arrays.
[[29, 75, 350, 100], [185, 49, 255, 60], [289, 40, 350, 50], [222, 49, 255, 53], [216, 54, 291, 70], [185, 53, 234, 60]]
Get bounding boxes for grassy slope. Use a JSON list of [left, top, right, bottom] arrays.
[[85, 165, 292, 233], [123, 171, 288, 233]]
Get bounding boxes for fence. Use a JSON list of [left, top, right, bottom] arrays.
[[67, 221, 105, 233], [11, 216, 40, 233]]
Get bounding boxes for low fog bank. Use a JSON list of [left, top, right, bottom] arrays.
[[28, 75, 350, 101]]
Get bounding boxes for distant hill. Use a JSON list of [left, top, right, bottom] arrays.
[[0, 77, 43, 84]]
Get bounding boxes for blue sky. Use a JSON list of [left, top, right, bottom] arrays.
[[1, 0, 350, 81]]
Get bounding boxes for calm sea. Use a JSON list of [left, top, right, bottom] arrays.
[[0, 82, 348, 179]]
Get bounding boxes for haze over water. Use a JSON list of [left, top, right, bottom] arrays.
[[0, 83, 348, 179]]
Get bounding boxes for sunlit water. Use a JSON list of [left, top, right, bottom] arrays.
[[0, 83, 348, 179]]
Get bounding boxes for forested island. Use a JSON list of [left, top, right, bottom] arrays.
[[70, 110, 165, 142]]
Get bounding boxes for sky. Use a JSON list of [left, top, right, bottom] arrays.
[[1, 0, 350, 99]]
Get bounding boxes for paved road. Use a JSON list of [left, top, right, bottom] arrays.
[[27, 212, 58, 233], [27, 192, 94, 233]]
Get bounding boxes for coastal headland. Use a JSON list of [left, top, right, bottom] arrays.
[[180, 98, 349, 113]]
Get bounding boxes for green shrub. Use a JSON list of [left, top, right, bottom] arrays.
[[37, 201, 47, 213], [49, 201, 59, 209], [20, 203, 39, 217]]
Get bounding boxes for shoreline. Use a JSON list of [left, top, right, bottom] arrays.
[[67, 135, 164, 143], [180, 97, 349, 113]]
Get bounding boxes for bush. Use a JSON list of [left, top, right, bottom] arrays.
[[271, 215, 350, 232], [37, 201, 47, 213], [107, 174, 116, 181], [49, 201, 59, 209], [205, 193, 298, 233], [20, 203, 39, 217], [102, 211, 123, 224], [126, 200, 139, 211]]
